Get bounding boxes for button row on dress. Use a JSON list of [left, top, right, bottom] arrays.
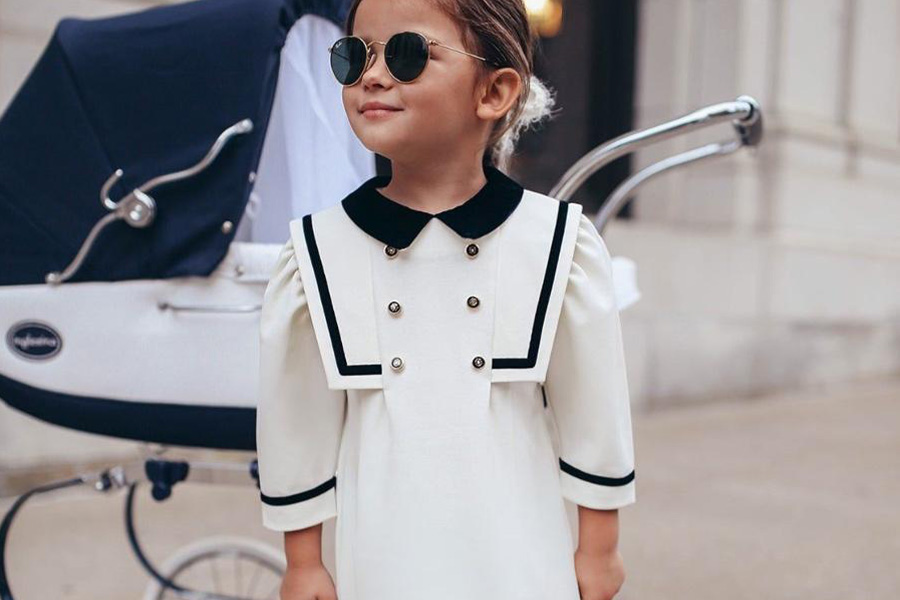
[[465, 245, 481, 368], [385, 244, 483, 373], [386, 243, 477, 258], [382, 246, 403, 369], [387, 300, 403, 370], [386, 242, 478, 259]]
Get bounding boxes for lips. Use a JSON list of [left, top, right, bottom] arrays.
[[360, 102, 402, 113]]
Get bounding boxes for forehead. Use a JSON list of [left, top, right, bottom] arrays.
[[352, 0, 462, 43]]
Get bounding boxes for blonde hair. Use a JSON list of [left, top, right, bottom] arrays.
[[344, 0, 559, 173]]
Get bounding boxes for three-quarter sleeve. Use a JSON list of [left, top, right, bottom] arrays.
[[543, 213, 636, 510], [256, 237, 348, 531]]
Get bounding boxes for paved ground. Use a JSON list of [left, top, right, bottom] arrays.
[[2, 376, 898, 599]]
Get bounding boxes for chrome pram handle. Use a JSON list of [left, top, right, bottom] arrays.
[[45, 118, 254, 286], [550, 95, 763, 234]]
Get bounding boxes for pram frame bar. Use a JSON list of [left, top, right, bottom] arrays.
[[550, 95, 762, 234]]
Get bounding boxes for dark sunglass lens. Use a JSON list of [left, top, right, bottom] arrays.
[[330, 37, 367, 85], [385, 32, 429, 82]]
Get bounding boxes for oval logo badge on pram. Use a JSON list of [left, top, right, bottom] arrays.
[[6, 321, 63, 360]]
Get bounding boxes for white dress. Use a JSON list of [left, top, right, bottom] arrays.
[[256, 164, 636, 600]]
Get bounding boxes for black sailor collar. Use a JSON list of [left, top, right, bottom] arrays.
[[341, 163, 525, 249]]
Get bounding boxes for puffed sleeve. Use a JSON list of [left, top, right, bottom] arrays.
[[542, 213, 636, 510], [256, 237, 348, 531]]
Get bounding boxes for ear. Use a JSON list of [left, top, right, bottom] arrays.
[[475, 67, 523, 123]]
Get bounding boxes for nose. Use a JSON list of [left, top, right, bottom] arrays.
[[360, 45, 392, 89]]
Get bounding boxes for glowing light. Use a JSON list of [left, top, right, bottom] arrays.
[[525, 0, 563, 38]]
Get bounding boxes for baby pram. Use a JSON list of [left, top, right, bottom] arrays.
[[0, 0, 763, 596]]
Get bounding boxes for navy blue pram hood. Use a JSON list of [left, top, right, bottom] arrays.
[[0, 0, 349, 286]]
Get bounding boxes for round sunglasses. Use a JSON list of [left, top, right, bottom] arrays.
[[327, 31, 492, 86]]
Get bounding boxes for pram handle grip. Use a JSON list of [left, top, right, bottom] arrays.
[[45, 119, 255, 286]]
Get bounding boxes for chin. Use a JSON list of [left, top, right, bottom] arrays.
[[353, 127, 404, 159]]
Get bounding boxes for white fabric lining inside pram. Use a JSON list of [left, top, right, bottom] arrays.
[[233, 13, 377, 245]]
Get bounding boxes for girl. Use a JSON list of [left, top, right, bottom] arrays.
[[256, 0, 636, 599]]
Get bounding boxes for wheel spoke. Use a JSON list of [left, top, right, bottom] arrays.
[[243, 560, 264, 599], [234, 553, 241, 595], [209, 555, 222, 593], [264, 577, 281, 600]]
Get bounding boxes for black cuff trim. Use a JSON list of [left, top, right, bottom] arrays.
[[260, 475, 336, 506], [559, 459, 634, 487]]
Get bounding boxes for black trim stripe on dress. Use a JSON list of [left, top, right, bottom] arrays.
[[260, 476, 336, 506], [302, 214, 382, 376], [560, 459, 635, 487], [493, 201, 570, 369]]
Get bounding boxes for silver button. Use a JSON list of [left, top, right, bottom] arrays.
[[388, 301, 402, 315], [390, 356, 404, 371], [465, 243, 479, 258], [466, 295, 480, 308], [472, 355, 485, 369], [384, 245, 399, 258]]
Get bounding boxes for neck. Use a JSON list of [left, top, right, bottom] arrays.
[[377, 154, 489, 215]]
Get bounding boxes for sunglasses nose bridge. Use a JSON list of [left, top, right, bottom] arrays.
[[360, 42, 387, 82]]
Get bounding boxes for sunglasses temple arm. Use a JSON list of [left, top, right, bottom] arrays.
[[431, 41, 488, 62]]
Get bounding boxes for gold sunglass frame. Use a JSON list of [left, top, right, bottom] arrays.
[[326, 31, 491, 86]]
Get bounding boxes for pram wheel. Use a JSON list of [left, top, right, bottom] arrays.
[[141, 535, 286, 600]]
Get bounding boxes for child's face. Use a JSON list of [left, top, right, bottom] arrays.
[[344, 0, 488, 164]]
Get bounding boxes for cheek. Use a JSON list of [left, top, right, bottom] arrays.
[[342, 87, 354, 115], [408, 73, 474, 121], [342, 88, 370, 132]]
